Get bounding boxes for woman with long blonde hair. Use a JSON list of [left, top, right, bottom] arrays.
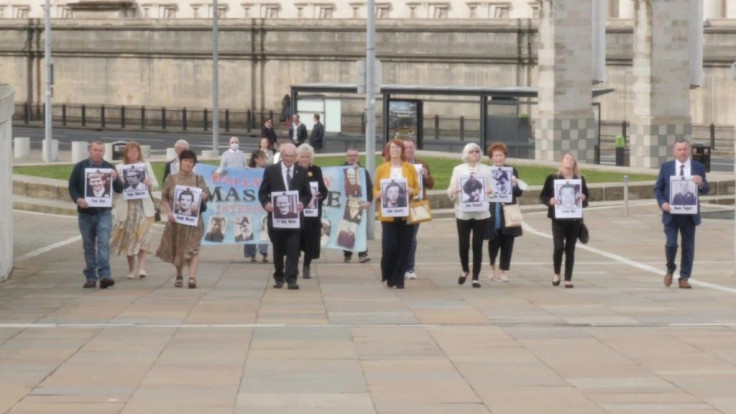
[[110, 141, 158, 279], [539, 152, 589, 288]]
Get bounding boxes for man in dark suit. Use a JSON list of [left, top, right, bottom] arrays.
[[309, 114, 325, 152], [289, 114, 308, 147], [261, 118, 279, 151], [163, 139, 189, 184], [654, 138, 710, 289], [258, 143, 311, 289], [672, 180, 697, 205]]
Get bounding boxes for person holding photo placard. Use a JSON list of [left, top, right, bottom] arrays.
[[374, 139, 420, 289], [654, 138, 710, 289], [342, 148, 373, 264], [403, 139, 434, 280], [111, 142, 158, 280], [296, 144, 328, 279], [69, 141, 124, 289], [486, 143, 523, 283], [540, 152, 589, 288], [156, 149, 210, 289], [447, 143, 493, 288]]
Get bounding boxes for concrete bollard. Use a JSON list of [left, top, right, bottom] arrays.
[[141, 145, 151, 159], [13, 137, 30, 159], [103, 143, 113, 162], [166, 148, 177, 161], [42, 139, 59, 162], [71, 141, 88, 164], [201, 150, 219, 159]]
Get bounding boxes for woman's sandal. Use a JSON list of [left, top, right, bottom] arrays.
[[552, 274, 561, 287], [564, 281, 574, 289], [139, 270, 147, 279], [188, 277, 197, 289], [175, 276, 183, 288]]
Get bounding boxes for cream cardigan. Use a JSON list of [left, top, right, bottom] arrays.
[[112, 161, 159, 221]]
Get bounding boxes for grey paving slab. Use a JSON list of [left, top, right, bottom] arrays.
[[3, 204, 736, 413]]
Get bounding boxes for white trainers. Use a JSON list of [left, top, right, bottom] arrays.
[[498, 272, 509, 283], [405, 270, 417, 280], [126, 270, 137, 280]]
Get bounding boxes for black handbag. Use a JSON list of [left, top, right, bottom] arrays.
[[578, 221, 589, 244], [196, 175, 208, 213]]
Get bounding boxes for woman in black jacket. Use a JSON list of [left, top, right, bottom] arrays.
[[296, 144, 329, 279], [486, 143, 523, 282], [539, 152, 589, 288]]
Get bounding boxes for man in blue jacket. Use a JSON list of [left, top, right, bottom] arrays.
[[68, 141, 124, 289], [654, 138, 710, 289]]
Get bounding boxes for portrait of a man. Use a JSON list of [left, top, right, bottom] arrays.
[[273, 194, 298, 219], [461, 175, 483, 203], [382, 181, 407, 208], [234, 216, 255, 242], [672, 180, 697, 206], [492, 169, 510, 195], [557, 184, 580, 209], [123, 167, 147, 191], [86, 172, 112, 198], [204, 216, 226, 243], [174, 188, 199, 217], [344, 167, 363, 197], [343, 197, 364, 224]]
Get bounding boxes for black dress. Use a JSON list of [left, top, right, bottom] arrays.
[[300, 165, 329, 260]]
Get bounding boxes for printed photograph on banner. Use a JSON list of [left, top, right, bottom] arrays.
[[320, 218, 331, 247], [272, 190, 300, 229], [303, 181, 320, 217], [380, 178, 409, 217], [344, 166, 363, 198], [553, 179, 583, 219], [489, 166, 513, 203], [343, 197, 365, 224], [259, 215, 271, 242], [233, 216, 256, 242], [84, 168, 114, 208], [669, 176, 698, 215], [414, 164, 424, 200], [204, 216, 227, 243], [173, 185, 202, 226], [121, 163, 148, 200], [459, 174, 487, 212], [336, 220, 358, 250]]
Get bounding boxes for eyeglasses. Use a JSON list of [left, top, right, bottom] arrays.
[[469, 150, 480, 153]]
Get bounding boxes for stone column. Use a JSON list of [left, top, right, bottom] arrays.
[[535, 0, 596, 163], [0, 83, 14, 282], [704, 0, 724, 19], [728, 0, 736, 18], [630, 0, 692, 168], [619, 0, 635, 18]]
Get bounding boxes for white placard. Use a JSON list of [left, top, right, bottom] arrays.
[[122, 163, 149, 200], [553, 179, 583, 219], [459, 174, 487, 212], [173, 185, 202, 227], [303, 181, 320, 217], [84, 168, 114, 208], [272, 190, 301, 229], [414, 164, 424, 200], [489, 166, 513, 203], [669, 176, 698, 215], [380, 178, 409, 218]]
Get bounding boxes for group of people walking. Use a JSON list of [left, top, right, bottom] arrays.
[[69, 132, 709, 292]]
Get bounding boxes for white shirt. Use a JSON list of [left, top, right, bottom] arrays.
[[292, 123, 301, 143], [447, 163, 492, 220], [675, 158, 691, 177], [170, 159, 180, 176], [281, 162, 293, 190]]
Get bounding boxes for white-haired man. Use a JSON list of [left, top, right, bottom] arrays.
[[163, 139, 189, 183]]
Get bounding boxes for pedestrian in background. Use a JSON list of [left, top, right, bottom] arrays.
[[219, 136, 247, 169], [163, 139, 189, 183], [402, 138, 434, 280], [309, 114, 325, 153]]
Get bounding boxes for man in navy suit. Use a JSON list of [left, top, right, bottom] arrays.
[[654, 138, 710, 289], [258, 143, 311, 289]]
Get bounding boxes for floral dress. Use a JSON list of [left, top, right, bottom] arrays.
[[155, 171, 210, 267]]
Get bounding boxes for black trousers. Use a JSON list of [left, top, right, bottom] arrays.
[[268, 227, 300, 284], [552, 219, 581, 281], [381, 220, 413, 288], [456, 218, 488, 279], [489, 232, 516, 271]]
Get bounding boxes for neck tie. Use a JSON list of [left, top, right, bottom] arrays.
[[286, 168, 292, 190], [680, 164, 684, 177]]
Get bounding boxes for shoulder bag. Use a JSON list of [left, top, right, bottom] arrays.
[[408, 199, 432, 225], [196, 175, 208, 213], [578, 221, 589, 244], [502, 203, 523, 228]]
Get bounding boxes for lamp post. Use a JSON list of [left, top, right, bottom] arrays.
[[365, 0, 376, 240], [211, 0, 219, 154], [43, 0, 53, 162]]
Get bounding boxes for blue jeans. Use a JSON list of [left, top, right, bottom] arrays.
[[406, 223, 420, 272], [244, 243, 269, 258], [78, 210, 113, 281]]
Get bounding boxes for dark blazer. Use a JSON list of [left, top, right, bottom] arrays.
[[289, 123, 308, 146], [540, 173, 590, 220], [258, 162, 312, 230], [309, 122, 325, 150], [68, 158, 124, 215], [654, 159, 710, 226], [489, 166, 524, 237], [261, 126, 278, 150], [163, 159, 175, 184], [305, 165, 329, 217]]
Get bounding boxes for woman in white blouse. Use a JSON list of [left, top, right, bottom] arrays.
[[447, 143, 492, 288]]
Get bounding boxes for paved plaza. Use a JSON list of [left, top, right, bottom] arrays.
[[2, 201, 736, 414]]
